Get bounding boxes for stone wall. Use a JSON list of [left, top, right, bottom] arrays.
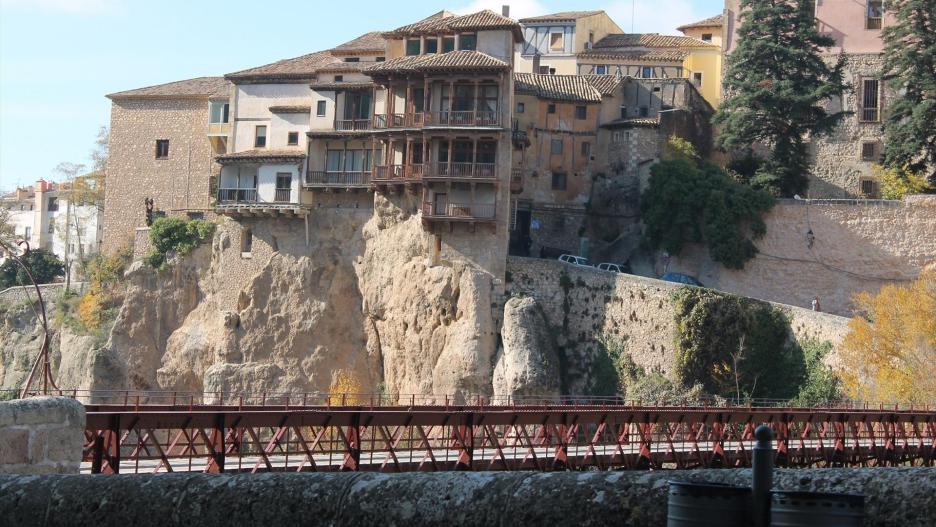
[[132, 227, 151, 262], [506, 257, 850, 392], [0, 282, 86, 307], [668, 196, 936, 316], [103, 98, 217, 255], [0, 397, 85, 474], [809, 53, 893, 198], [1, 468, 931, 526]]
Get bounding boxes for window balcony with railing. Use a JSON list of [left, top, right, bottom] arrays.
[[421, 201, 496, 222], [217, 188, 258, 203], [305, 170, 372, 188], [333, 119, 373, 132], [216, 187, 301, 217], [372, 110, 500, 129]]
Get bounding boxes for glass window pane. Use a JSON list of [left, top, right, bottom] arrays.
[[425, 39, 438, 54], [326, 150, 342, 171], [458, 34, 476, 51], [406, 39, 421, 55], [443, 37, 455, 53]]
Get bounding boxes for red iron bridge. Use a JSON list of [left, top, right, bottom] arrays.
[[40, 390, 935, 474]]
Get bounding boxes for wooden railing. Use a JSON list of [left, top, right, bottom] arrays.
[[334, 119, 372, 131], [305, 170, 371, 187], [373, 164, 424, 182], [373, 111, 499, 128], [373, 113, 424, 129], [431, 162, 496, 179], [421, 201, 496, 219]]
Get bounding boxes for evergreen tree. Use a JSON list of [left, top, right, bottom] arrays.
[[714, 0, 847, 197], [881, 0, 936, 186]]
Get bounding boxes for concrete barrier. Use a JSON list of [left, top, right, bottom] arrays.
[[0, 397, 85, 475], [0, 468, 932, 526]]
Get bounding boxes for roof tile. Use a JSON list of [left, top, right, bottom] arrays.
[[593, 33, 717, 49], [330, 31, 387, 55], [519, 11, 604, 23], [107, 77, 231, 100], [677, 14, 724, 31], [514, 73, 606, 103], [216, 149, 306, 165], [365, 50, 509, 74], [386, 9, 522, 40]]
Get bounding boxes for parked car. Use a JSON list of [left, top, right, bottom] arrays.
[[660, 272, 704, 287], [558, 254, 591, 267], [596, 263, 625, 273]]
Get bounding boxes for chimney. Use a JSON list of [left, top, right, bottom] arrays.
[[502, 5, 509, 17], [532, 53, 541, 74]]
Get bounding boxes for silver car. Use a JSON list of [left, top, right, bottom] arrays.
[[596, 263, 624, 273], [558, 254, 591, 267]]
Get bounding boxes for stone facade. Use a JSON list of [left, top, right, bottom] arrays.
[[103, 98, 221, 255], [809, 54, 892, 198], [0, 397, 85, 474], [505, 257, 849, 393], [668, 196, 936, 316]]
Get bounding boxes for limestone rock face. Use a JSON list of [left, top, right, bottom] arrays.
[[0, 303, 48, 390], [493, 296, 560, 397]]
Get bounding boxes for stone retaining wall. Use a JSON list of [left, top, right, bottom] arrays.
[[0, 397, 85, 474], [506, 257, 850, 390], [0, 282, 86, 307], [0, 468, 930, 526]]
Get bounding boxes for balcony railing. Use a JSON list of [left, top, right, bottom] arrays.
[[208, 122, 231, 135], [430, 162, 496, 180], [334, 119, 372, 131], [305, 170, 371, 187], [421, 201, 496, 220], [218, 188, 257, 203], [373, 164, 424, 182], [373, 111, 500, 129], [274, 189, 292, 202]]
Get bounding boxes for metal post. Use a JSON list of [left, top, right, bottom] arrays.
[[752, 425, 774, 527]]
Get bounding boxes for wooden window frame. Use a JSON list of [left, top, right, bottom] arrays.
[[155, 139, 169, 159], [254, 125, 267, 148], [575, 105, 587, 120], [866, 1, 884, 30]]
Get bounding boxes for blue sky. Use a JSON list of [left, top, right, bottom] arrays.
[[0, 0, 723, 191]]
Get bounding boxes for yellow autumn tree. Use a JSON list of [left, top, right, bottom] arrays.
[[328, 370, 366, 405], [840, 271, 936, 403]]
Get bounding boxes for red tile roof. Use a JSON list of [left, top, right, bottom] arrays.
[[677, 14, 724, 31], [216, 149, 307, 165], [330, 31, 387, 55], [578, 48, 690, 62], [365, 50, 509, 75], [593, 33, 717, 49], [107, 77, 232, 100], [225, 51, 341, 82], [519, 11, 604, 23], [386, 9, 522, 41], [514, 73, 604, 103]]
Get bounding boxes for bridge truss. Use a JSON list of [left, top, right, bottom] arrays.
[[80, 399, 935, 474]]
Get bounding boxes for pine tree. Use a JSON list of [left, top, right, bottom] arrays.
[[714, 0, 847, 197], [881, 0, 936, 186]]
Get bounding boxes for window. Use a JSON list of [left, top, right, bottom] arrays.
[[547, 103, 556, 114], [860, 141, 880, 162], [326, 150, 343, 172], [425, 38, 438, 54], [344, 57, 360, 63], [376, 56, 386, 62], [209, 101, 229, 124], [693, 72, 703, 88], [701, 33, 713, 42], [595, 65, 608, 75], [551, 172, 567, 190], [516, 102, 525, 113], [458, 34, 477, 51], [575, 106, 587, 120], [316, 100, 327, 117], [550, 139, 563, 155], [334, 75, 343, 82], [155, 139, 169, 159], [47, 197, 58, 212], [538, 65, 551, 74], [240, 228, 252, 255], [442, 37, 455, 53], [254, 125, 267, 148], [287, 132, 299, 146], [275, 173, 292, 202], [866, 1, 883, 29], [860, 78, 881, 122], [549, 31, 564, 51], [581, 142, 591, 157], [620, 106, 627, 119], [406, 39, 421, 56], [860, 179, 879, 198], [641, 67, 653, 78]]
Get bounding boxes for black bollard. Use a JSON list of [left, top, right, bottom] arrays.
[[751, 425, 774, 527]]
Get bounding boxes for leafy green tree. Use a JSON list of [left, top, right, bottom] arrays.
[[714, 0, 847, 197], [0, 248, 65, 289], [640, 156, 774, 269], [145, 217, 216, 270], [881, 0, 936, 186]]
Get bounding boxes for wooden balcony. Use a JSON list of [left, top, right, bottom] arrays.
[[372, 111, 500, 130], [372, 164, 425, 184], [305, 170, 372, 189], [334, 119, 372, 131], [215, 188, 304, 217], [424, 162, 497, 182], [421, 201, 496, 222]]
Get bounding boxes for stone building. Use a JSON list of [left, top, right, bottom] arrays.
[[102, 77, 232, 254], [723, 0, 897, 198], [508, 73, 713, 260], [515, 11, 623, 75]]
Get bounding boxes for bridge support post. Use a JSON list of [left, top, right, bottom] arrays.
[[207, 413, 225, 473]]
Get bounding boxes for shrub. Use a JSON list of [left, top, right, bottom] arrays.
[[145, 217, 216, 270], [874, 164, 932, 199], [791, 340, 841, 406], [0, 248, 65, 288], [640, 143, 774, 269]]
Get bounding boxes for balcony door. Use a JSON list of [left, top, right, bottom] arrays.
[[275, 173, 292, 203], [343, 92, 372, 120], [433, 193, 448, 216]]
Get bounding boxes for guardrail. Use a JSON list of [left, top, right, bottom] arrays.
[[305, 170, 371, 187], [422, 201, 496, 219]]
